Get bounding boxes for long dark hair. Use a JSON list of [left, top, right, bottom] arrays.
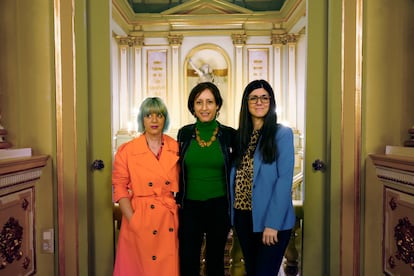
[[235, 79, 278, 167]]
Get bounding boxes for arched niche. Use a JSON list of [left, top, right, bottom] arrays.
[[183, 44, 234, 127]]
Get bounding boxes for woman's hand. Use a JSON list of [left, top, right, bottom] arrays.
[[262, 227, 278, 246], [119, 197, 134, 222]]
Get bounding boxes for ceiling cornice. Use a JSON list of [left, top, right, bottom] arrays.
[[112, 0, 306, 35]]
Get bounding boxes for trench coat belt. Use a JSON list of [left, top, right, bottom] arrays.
[[134, 194, 178, 216]]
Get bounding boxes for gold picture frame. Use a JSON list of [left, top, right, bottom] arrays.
[[248, 48, 269, 82], [147, 49, 167, 99]]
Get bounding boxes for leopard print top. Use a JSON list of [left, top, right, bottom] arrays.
[[234, 129, 261, 211]]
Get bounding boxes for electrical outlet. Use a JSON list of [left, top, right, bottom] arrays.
[[41, 228, 54, 254]]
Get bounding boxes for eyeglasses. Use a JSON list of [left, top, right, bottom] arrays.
[[247, 95, 270, 104]]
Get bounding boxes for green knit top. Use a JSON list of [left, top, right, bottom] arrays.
[[184, 119, 226, 200]]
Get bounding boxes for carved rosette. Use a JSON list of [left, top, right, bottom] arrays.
[[389, 197, 397, 210]]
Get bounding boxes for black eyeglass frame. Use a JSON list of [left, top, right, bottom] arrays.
[[247, 95, 270, 104]]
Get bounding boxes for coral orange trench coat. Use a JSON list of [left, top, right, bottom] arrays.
[[112, 134, 180, 276]]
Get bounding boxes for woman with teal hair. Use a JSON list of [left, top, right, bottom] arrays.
[[113, 97, 180, 276]]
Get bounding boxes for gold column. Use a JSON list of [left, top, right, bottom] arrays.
[[168, 34, 183, 132], [130, 32, 145, 127], [287, 34, 298, 128], [231, 33, 246, 126], [271, 33, 285, 120], [114, 34, 144, 149]]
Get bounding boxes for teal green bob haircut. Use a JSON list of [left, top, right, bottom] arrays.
[[137, 97, 170, 133]]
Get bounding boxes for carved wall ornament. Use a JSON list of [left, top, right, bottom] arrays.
[[388, 256, 396, 269], [389, 197, 397, 210], [0, 158, 46, 275], [188, 58, 217, 83], [286, 34, 298, 44], [394, 216, 414, 270], [168, 34, 183, 46], [271, 34, 287, 45], [381, 185, 414, 275], [231, 33, 246, 46], [271, 34, 298, 45], [21, 199, 29, 211], [0, 217, 24, 270], [22, 256, 30, 269], [116, 35, 144, 47], [129, 35, 144, 47], [116, 36, 130, 47]]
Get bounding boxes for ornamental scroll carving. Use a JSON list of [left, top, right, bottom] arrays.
[[168, 34, 183, 46], [0, 156, 47, 275], [385, 187, 414, 273], [116, 35, 144, 47], [231, 34, 246, 46], [393, 217, 414, 270], [370, 154, 414, 275], [0, 217, 25, 270], [271, 34, 298, 45]]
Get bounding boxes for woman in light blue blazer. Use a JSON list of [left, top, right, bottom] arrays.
[[230, 79, 295, 275]]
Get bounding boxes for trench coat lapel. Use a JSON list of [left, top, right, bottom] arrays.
[[132, 135, 178, 180]]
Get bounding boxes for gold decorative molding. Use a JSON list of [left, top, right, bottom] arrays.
[[116, 36, 129, 47], [168, 34, 183, 46], [129, 35, 144, 47], [271, 34, 286, 44], [187, 68, 228, 77], [231, 33, 246, 46], [271, 33, 298, 45], [286, 34, 298, 43], [370, 154, 414, 185], [115, 35, 144, 47]]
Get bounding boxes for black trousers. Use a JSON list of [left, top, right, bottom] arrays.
[[234, 209, 292, 276], [179, 196, 230, 276]]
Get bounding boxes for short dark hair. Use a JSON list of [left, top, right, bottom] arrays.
[[187, 82, 223, 115]]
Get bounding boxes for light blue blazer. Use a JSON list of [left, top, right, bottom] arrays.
[[230, 124, 296, 232]]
